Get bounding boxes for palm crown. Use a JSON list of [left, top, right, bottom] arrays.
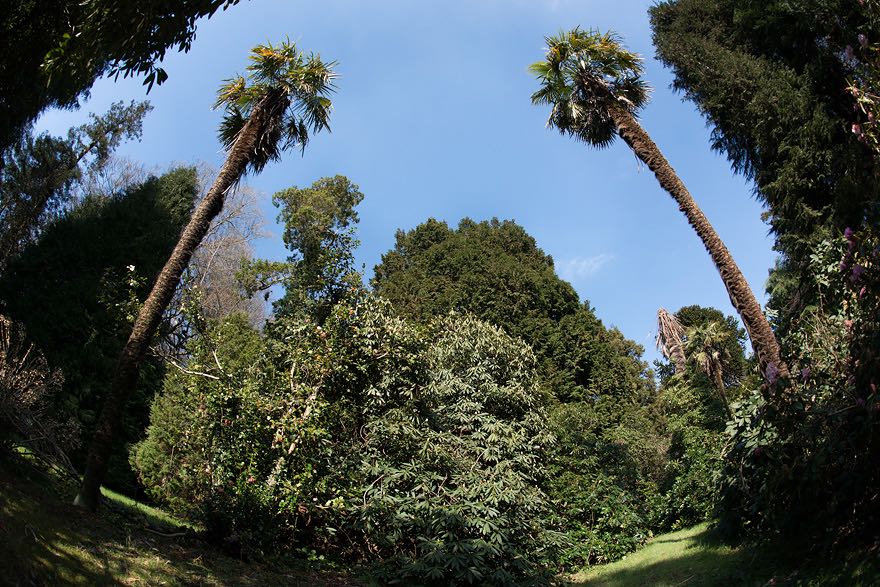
[[530, 28, 650, 147], [215, 40, 336, 173]]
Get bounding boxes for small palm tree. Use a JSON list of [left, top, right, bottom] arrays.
[[530, 28, 785, 382], [656, 307, 686, 374], [75, 40, 336, 510], [686, 321, 735, 419]]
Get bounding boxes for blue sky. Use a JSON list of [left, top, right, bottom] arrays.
[[37, 0, 776, 364]]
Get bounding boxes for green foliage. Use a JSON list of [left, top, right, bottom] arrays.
[[0, 0, 241, 153], [650, 0, 880, 326], [716, 227, 880, 539], [355, 314, 560, 585], [374, 218, 585, 393], [656, 378, 724, 530], [650, 306, 751, 531], [547, 401, 665, 567], [0, 168, 197, 491], [0, 101, 152, 269], [374, 218, 664, 569], [242, 176, 364, 321], [530, 28, 651, 148], [135, 297, 561, 584], [215, 40, 336, 174]]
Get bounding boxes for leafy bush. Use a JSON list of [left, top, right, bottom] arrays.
[[716, 228, 880, 539], [135, 297, 561, 583], [354, 314, 560, 585], [547, 402, 662, 568], [658, 378, 724, 530]]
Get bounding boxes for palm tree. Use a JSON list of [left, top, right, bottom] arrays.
[[74, 40, 336, 510], [686, 321, 735, 420], [530, 28, 786, 383], [656, 307, 686, 374]]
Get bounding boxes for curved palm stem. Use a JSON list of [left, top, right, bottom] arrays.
[[530, 28, 787, 385], [75, 41, 335, 510], [609, 103, 786, 382]]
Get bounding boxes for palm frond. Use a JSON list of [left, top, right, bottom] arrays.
[[656, 307, 687, 372], [531, 27, 651, 147], [212, 39, 337, 174]]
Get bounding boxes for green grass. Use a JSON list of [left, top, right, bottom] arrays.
[[568, 523, 880, 587], [0, 455, 360, 586], [3, 453, 878, 586], [99, 485, 199, 533]]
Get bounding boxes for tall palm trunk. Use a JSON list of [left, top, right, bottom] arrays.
[[608, 105, 787, 382], [74, 99, 271, 511], [712, 368, 734, 420]]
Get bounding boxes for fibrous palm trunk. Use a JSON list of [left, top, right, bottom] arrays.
[[656, 307, 687, 373], [74, 100, 270, 511], [608, 105, 787, 382], [712, 367, 734, 420]]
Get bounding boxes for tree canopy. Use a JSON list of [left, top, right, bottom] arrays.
[[0, 1, 244, 154], [650, 0, 880, 322]]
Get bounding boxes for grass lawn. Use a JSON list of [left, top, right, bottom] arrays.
[[568, 524, 880, 587], [0, 456, 360, 586], [3, 452, 878, 586]]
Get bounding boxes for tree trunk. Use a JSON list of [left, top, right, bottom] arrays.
[[713, 368, 733, 420], [74, 102, 268, 511], [608, 106, 787, 383]]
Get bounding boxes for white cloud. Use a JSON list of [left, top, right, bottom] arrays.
[[557, 254, 613, 282]]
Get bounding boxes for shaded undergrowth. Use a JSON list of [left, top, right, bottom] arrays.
[[0, 455, 360, 586]]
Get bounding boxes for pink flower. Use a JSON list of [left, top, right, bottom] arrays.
[[247, 475, 256, 484], [853, 123, 864, 135], [844, 227, 856, 241]]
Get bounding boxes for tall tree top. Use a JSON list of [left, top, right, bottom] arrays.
[[529, 28, 651, 148], [215, 40, 337, 174]]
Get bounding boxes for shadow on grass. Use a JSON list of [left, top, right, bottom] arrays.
[[569, 522, 880, 587], [569, 545, 767, 587], [0, 455, 360, 586]]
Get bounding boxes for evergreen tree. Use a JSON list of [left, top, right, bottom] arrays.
[[0, 0, 244, 154], [650, 0, 880, 325], [0, 167, 198, 491]]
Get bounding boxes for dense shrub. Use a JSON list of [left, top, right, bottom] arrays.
[[716, 228, 880, 540], [547, 400, 667, 568], [354, 314, 560, 585], [135, 297, 561, 584], [0, 168, 196, 492], [657, 378, 724, 530], [374, 218, 668, 569]]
